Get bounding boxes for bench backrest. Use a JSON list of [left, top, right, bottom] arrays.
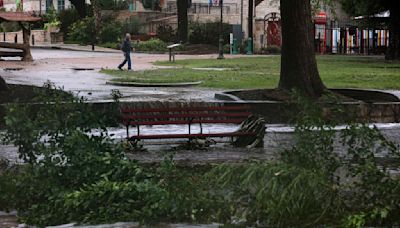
[[121, 105, 252, 126]]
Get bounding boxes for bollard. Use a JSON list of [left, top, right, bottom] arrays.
[[232, 38, 238, 54], [246, 37, 253, 55]]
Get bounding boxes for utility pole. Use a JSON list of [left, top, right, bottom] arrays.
[[217, 0, 224, 59], [247, 0, 253, 54]]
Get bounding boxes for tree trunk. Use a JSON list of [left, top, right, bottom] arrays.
[[69, 0, 87, 18], [92, 0, 102, 45], [248, 0, 253, 39], [177, 0, 188, 43], [386, 1, 400, 60], [278, 0, 326, 97], [0, 76, 8, 92], [20, 23, 33, 61]]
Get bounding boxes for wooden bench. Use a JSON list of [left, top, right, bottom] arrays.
[[167, 43, 181, 62], [0, 50, 24, 58], [121, 105, 256, 142]]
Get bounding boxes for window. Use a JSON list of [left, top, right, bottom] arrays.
[[57, 0, 65, 11], [46, 0, 53, 11]]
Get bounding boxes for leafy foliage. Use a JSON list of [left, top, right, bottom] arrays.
[[122, 16, 143, 35], [141, 0, 161, 11], [1, 86, 400, 227], [100, 20, 123, 43], [189, 21, 231, 46], [133, 38, 168, 52], [261, 45, 281, 54], [67, 15, 123, 44], [207, 163, 343, 227], [340, 0, 388, 16], [0, 22, 20, 33], [156, 24, 177, 43], [67, 17, 96, 44], [99, 0, 129, 10], [58, 8, 81, 39], [43, 6, 60, 27]]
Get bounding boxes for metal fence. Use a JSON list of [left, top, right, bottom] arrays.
[[315, 27, 389, 55], [165, 2, 238, 15]]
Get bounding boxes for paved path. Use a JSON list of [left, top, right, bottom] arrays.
[[0, 48, 227, 102]]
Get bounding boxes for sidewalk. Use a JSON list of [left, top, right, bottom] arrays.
[[0, 48, 223, 102], [32, 43, 121, 53]]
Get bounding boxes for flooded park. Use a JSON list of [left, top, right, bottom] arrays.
[[1, 29, 400, 228], [1, 47, 400, 227], [1, 0, 400, 225]]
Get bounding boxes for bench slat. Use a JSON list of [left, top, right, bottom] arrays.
[[123, 118, 246, 126], [121, 105, 254, 143], [129, 132, 256, 140], [0, 51, 24, 57], [121, 105, 251, 113], [122, 112, 252, 121]]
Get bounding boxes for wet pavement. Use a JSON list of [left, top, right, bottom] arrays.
[[0, 49, 224, 102], [1, 48, 400, 227], [2, 123, 400, 165]]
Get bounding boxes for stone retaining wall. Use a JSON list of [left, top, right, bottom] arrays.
[[1, 101, 399, 129], [1, 30, 63, 45]]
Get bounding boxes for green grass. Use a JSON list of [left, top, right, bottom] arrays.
[[102, 55, 400, 90]]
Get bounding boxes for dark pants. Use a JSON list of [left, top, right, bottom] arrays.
[[118, 51, 131, 70]]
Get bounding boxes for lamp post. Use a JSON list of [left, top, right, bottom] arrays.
[[217, 0, 224, 59]]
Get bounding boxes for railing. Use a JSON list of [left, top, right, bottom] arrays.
[[164, 2, 238, 15]]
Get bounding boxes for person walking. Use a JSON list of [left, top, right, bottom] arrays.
[[118, 33, 132, 71]]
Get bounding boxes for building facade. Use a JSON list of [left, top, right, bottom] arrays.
[[0, 0, 79, 14]]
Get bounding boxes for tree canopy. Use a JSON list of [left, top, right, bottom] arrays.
[[340, 0, 388, 16], [339, 0, 400, 60], [69, 0, 87, 18]]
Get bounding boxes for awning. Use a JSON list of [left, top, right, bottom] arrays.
[[0, 12, 41, 22], [354, 10, 390, 20], [314, 11, 327, 24]]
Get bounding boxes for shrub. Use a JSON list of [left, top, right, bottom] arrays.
[[0, 22, 20, 32], [207, 163, 343, 227], [43, 6, 59, 26], [100, 20, 123, 43], [261, 45, 281, 54], [223, 44, 230, 53], [67, 16, 123, 44], [58, 8, 80, 39], [189, 21, 231, 46], [67, 17, 96, 44], [141, 0, 161, 11], [156, 24, 177, 43], [99, 0, 129, 10], [133, 38, 167, 52], [99, 42, 119, 49], [122, 16, 143, 35], [2, 88, 400, 227]]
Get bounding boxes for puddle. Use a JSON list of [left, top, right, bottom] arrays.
[[3, 68, 23, 71], [72, 68, 95, 71]]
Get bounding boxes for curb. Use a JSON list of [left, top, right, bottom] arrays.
[[32, 45, 120, 53], [106, 81, 202, 87]]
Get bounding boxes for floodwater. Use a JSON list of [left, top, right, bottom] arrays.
[[1, 123, 399, 227], [2, 123, 400, 164]]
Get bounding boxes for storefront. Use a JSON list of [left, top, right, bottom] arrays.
[[314, 11, 327, 53]]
